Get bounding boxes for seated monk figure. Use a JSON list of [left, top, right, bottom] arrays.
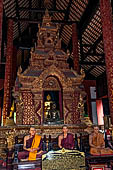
[[18, 127, 44, 161], [89, 125, 113, 156], [58, 125, 74, 149]]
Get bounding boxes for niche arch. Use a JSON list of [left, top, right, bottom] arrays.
[[42, 75, 63, 124]]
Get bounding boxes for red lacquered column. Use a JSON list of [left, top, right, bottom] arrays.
[[3, 19, 13, 125], [0, 0, 3, 61], [100, 0, 113, 124], [72, 23, 79, 73]]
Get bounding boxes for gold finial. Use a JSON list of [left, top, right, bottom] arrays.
[[42, 9, 51, 25]]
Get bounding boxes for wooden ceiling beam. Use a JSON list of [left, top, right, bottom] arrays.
[[81, 34, 103, 61], [77, 0, 100, 65], [80, 61, 105, 66], [29, 0, 32, 19], [18, 7, 66, 13], [53, 0, 56, 10], [78, 0, 101, 64], [7, 17, 77, 25], [39, 0, 42, 8], [84, 72, 96, 80], [82, 44, 94, 47], [83, 52, 104, 57], [78, 0, 99, 34], [15, 0, 21, 37], [59, 0, 73, 36], [37, 0, 43, 22], [85, 56, 105, 74]]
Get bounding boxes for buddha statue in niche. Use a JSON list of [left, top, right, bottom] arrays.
[[48, 103, 60, 122], [44, 93, 60, 124]]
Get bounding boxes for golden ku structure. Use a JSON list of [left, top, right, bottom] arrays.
[[0, 10, 89, 160], [13, 9, 85, 126]]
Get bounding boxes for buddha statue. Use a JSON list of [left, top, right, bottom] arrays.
[[48, 103, 60, 122]]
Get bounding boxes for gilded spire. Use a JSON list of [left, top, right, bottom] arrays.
[[42, 9, 51, 26]]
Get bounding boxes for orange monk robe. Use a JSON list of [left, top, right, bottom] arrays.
[[28, 134, 41, 161], [90, 133, 113, 155]]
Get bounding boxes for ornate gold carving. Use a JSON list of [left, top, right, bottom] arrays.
[[42, 76, 61, 90], [5, 129, 16, 149], [78, 94, 92, 125], [17, 66, 22, 76], [13, 10, 86, 125], [32, 65, 67, 90], [78, 94, 85, 119]]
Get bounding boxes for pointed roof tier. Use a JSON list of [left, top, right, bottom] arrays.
[[17, 9, 85, 91]]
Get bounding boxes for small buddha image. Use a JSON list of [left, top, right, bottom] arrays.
[[48, 103, 60, 122], [44, 94, 53, 120], [44, 92, 60, 123]]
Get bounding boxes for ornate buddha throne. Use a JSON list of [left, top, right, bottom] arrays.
[[13, 10, 85, 125]]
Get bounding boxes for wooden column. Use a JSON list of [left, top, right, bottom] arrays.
[[3, 19, 13, 125], [12, 46, 17, 86], [72, 23, 79, 73], [100, 0, 113, 124], [0, 0, 3, 61]]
